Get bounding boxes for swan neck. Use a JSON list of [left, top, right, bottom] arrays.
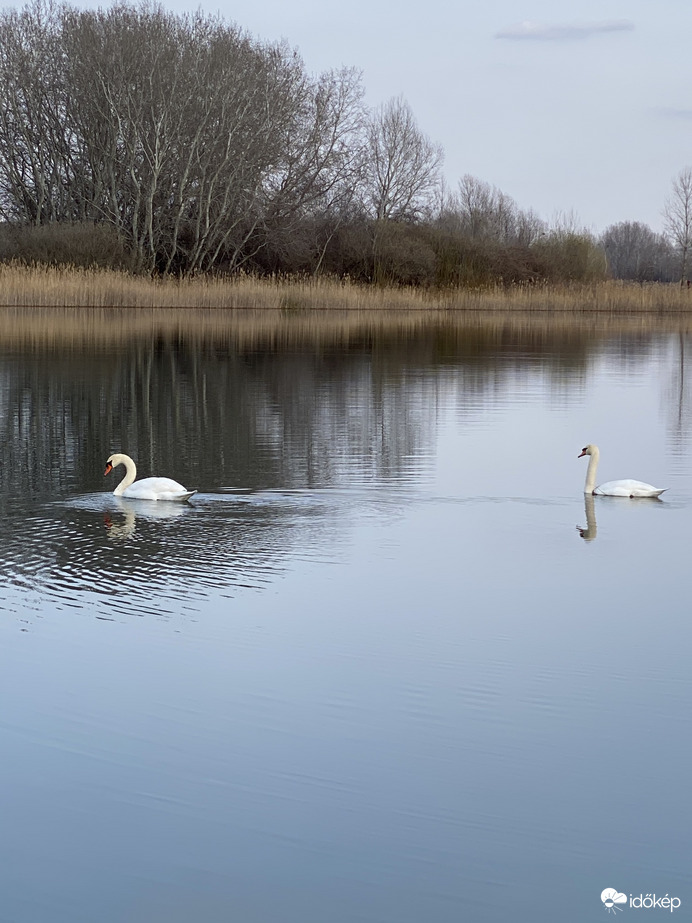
[[584, 449, 599, 494], [114, 456, 137, 495]]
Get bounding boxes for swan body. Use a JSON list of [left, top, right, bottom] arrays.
[[104, 453, 196, 501], [578, 444, 666, 498]]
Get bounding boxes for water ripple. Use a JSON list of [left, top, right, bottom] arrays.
[[0, 486, 410, 622]]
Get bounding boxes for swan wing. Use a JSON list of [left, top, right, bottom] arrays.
[[122, 476, 196, 501], [595, 479, 666, 498]]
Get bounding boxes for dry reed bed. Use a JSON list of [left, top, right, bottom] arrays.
[[2, 263, 692, 313]]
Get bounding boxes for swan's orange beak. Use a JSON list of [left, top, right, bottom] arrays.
[[577, 450, 586, 458], [104, 462, 113, 476]]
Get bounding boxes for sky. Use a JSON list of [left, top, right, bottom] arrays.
[[66, 0, 692, 235]]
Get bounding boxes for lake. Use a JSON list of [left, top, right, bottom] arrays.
[[0, 308, 690, 923]]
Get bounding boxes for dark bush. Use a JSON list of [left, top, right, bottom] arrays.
[[0, 221, 132, 270]]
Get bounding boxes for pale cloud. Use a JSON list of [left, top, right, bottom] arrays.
[[495, 20, 635, 41], [656, 107, 692, 121]]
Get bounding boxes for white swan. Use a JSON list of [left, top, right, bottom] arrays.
[[578, 444, 666, 498], [104, 453, 196, 501]]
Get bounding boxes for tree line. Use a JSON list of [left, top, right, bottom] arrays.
[[0, 0, 688, 285]]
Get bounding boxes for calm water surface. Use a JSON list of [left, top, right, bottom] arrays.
[[0, 309, 690, 923]]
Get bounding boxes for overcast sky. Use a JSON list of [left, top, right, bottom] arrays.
[[70, 0, 692, 235]]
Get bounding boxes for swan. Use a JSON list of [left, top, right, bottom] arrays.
[[578, 444, 666, 498], [104, 453, 196, 501]]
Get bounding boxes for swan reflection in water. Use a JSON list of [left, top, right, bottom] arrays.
[[104, 498, 189, 541], [576, 491, 666, 542], [576, 494, 598, 542]]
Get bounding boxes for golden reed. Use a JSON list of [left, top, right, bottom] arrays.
[[1, 262, 692, 312]]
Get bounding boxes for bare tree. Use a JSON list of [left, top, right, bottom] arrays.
[[600, 221, 675, 281], [0, 2, 369, 276], [514, 208, 546, 247], [360, 96, 442, 281], [533, 215, 606, 282], [456, 175, 521, 242], [663, 167, 692, 285], [362, 96, 442, 222], [62, 6, 305, 274], [258, 66, 366, 273], [0, 0, 77, 224], [438, 174, 545, 246]]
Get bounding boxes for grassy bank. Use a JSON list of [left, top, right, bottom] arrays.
[[1, 263, 692, 312]]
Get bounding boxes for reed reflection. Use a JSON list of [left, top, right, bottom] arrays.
[[2, 307, 689, 512]]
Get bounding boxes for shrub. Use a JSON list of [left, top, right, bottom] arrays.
[[0, 221, 132, 270]]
